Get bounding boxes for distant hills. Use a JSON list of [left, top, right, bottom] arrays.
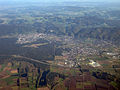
[[0, 1, 120, 45]]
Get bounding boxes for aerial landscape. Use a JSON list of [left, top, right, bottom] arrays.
[[0, 0, 120, 90]]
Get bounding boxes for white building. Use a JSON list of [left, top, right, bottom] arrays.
[[89, 60, 101, 67]]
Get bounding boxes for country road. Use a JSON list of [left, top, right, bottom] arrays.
[[0, 54, 68, 68], [0, 54, 50, 65]]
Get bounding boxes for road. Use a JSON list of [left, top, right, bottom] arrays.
[[0, 54, 50, 65]]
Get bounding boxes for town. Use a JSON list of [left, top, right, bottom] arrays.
[[16, 33, 120, 68]]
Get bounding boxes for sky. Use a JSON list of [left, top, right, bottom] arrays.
[[0, 0, 120, 5], [44, 0, 120, 2], [0, 0, 120, 2]]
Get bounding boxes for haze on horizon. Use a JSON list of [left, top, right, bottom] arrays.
[[0, 0, 120, 3]]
